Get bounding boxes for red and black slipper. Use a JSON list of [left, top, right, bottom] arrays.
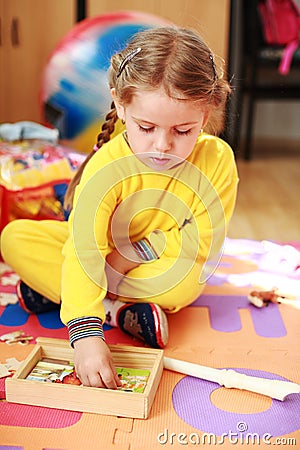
[[16, 280, 60, 314], [117, 302, 168, 349]]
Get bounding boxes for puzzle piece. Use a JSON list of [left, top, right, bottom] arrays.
[[5, 357, 22, 371], [0, 273, 20, 286], [0, 330, 33, 345], [0, 356, 23, 393], [0, 293, 18, 306], [0, 363, 11, 378]]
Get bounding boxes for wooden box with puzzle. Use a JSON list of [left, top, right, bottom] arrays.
[[5, 337, 164, 418]]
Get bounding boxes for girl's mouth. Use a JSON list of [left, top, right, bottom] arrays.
[[151, 157, 170, 166], [136, 153, 185, 171]]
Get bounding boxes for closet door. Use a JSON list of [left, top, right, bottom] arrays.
[[0, 0, 75, 123]]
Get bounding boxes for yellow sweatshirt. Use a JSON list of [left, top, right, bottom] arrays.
[[60, 132, 238, 344]]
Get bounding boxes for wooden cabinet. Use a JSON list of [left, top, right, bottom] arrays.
[[87, 0, 230, 60], [0, 0, 75, 124]]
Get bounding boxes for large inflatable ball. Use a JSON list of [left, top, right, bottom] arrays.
[[40, 11, 170, 153]]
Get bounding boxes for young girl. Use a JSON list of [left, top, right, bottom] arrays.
[[1, 26, 238, 389]]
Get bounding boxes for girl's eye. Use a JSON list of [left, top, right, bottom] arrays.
[[175, 129, 192, 136], [139, 125, 154, 133], [138, 125, 192, 136]]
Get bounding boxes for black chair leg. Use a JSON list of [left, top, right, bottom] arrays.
[[232, 96, 243, 154], [244, 94, 255, 160]]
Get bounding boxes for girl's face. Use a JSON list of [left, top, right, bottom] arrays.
[[112, 87, 209, 171]]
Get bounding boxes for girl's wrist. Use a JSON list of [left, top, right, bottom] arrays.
[[67, 316, 104, 347]]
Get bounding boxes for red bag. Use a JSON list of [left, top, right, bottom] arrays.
[[258, 0, 300, 74]]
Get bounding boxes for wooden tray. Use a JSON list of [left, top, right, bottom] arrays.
[[6, 337, 164, 419]]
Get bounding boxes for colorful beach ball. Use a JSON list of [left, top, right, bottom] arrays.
[[40, 11, 170, 153]]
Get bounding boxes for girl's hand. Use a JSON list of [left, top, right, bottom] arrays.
[[105, 246, 141, 299], [73, 336, 122, 388]]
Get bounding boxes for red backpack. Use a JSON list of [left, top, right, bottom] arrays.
[[258, 0, 300, 74]]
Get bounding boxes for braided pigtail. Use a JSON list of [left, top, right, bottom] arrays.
[[63, 102, 119, 211], [94, 102, 119, 150]]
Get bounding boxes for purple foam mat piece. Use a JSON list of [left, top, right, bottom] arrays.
[[0, 447, 24, 450], [172, 368, 300, 437], [191, 295, 286, 337]]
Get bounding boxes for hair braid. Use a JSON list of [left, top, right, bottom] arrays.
[[94, 102, 118, 149], [63, 102, 118, 211]]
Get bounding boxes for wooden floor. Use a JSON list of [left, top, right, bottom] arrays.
[[227, 140, 300, 243]]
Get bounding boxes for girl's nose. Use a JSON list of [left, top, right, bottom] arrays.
[[155, 131, 172, 153]]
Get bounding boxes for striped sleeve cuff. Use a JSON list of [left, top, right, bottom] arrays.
[[132, 238, 159, 262], [67, 316, 105, 347]]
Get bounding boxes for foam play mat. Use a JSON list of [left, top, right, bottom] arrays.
[[0, 238, 299, 449]]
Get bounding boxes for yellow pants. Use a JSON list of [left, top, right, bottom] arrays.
[[0, 219, 205, 313]]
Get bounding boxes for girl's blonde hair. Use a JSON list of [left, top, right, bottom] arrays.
[[64, 26, 231, 210]]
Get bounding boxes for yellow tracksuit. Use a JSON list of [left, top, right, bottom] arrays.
[[1, 132, 238, 332]]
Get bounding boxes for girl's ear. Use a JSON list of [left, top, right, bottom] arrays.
[[202, 110, 210, 129], [111, 88, 125, 122]]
